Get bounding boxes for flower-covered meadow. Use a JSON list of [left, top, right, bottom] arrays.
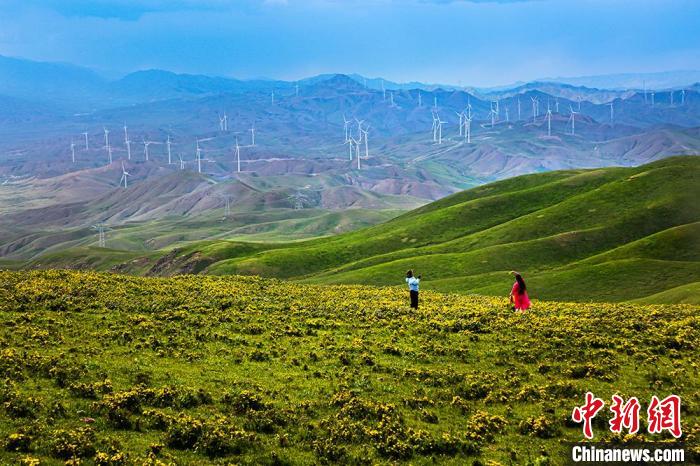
[[0, 270, 698, 464]]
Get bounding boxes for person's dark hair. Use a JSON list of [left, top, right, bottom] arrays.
[[514, 273, 526, 294], [406, 270, 413, 278]]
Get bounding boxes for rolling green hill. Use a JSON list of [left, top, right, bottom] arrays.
[[21, 156, 700, 303]]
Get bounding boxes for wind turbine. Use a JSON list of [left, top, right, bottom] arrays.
[[235, 136, 241, 173], [670, 90, 674, 106], [123, 124, 131, 160], [434, 95, 438, 109], [166, 134, 173, 164], [546, 104, 552, 137], [531, 97, 539, 122], [505, 105, 510, 123], [70, 140, 76, 163], [681, 89, 686, 105], [577, 95, 582, 111], [249, 123, 256, 146], [643, 80, 647, 104], [568, 105, 578, 136], [418, 90, 422, 108], [178, 154, 185, 170], [489, 106, 497, 128], [360, 124, 370, 166], [271, 90, 275, 105], [437, 113, 446, 144], [464, 114, 472, 143], [120, 161, 130, 188], [103, 127, 111, 163], [92, 223, 107, 248], [555, 98, 560, 113], [609, 102, 614, 125], [83, 131, 89, 150], [455, 111, 464, 137], [143, 140, 155, 162], [651, 91, 655, 107], [517, 98, 521, 120], [389, 91, 395, 107], [355, 118, 364, 141], [431, 110, 438, 142], [219, 112, 228, 132], [381, 79, 386, 100], [343, 115, 351, 142], [295, 82, 300, 97], [346, 138, 354, 161], [196, 139, 202, 173], [351, 135, 361, 168]]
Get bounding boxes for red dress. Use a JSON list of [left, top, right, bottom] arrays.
[[512, 282, 531, 310]]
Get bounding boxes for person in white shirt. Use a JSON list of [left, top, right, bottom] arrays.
[[405, 270, 421, 309]]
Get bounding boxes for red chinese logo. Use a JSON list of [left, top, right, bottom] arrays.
[[572, 392, 605, 439], [609, 395, 641, 434], [647, 394, 682, 438], [571, 393, 682, 439]]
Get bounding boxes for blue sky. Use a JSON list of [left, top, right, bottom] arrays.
[[0, 0, 699, 86]]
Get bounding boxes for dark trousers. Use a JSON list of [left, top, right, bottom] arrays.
[[410, 290, 419, 309]]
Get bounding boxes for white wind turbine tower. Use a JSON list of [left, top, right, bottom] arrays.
[[166, 134, 173, 164], [123, 124, 132, 160], [235, 136, 241, 173], [92, 223, 107, 248], [350, 135, 361, 170], [530, 96, 539, 122], [437, 113, 446, 144], [546, 103, 552, 136], [456, 111, 464, 137], [355, 118, 364, 141], [577, 95, 582, 111], [464, 113, 472, 143], [434, 95, 438, 109], [431, 110, 438, 142], [381, 79, 386, 100], [418, 90, 422, 108], [346, 137, 354, 161], [83, 131, 89, 150], [343, 115, 351, 143], [249, 123, 256, 146], [489, 106, 497, 128], [120, 161, 130, 188], [143, 140, 155, 162], [568, 105, 578, 136], [670, 91, 674, 106], [360, 124, 370, 166], [517, 97, 521, 120], [70, 140, 76, 163], [196, 139, 202, 173], [295, 82, 299, 97], [271, 90, 275, 105], [505, 105, 510, 123], [103, 127, 112, 163], [555, 98, 560, 113], [681, 89, 686, 105], [389, 91, 395, 107], [178, 154, 185, 170], [351, 135, 361, 168], [609, 102, 614, 125], [651, 91, 655, 107]]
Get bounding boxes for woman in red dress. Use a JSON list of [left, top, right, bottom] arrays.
[[509, 271, 531, 313]]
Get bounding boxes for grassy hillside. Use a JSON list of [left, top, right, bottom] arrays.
[[20, 156, 699, 303], [0, 270, 698, 465], [203, 156, 700, 303]]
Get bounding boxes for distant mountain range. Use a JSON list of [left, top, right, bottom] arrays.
[[2, 54, 699, 111]]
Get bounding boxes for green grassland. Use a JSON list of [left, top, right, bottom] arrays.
[[17, 156, 700, 304], [0, 270, 698, 465]]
